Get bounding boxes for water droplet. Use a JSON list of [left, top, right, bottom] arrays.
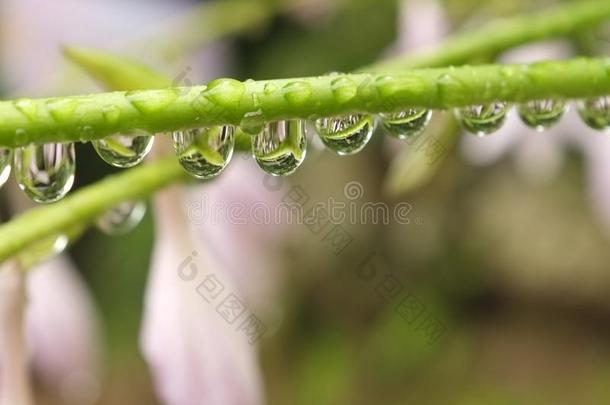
[[46, 98, 78, 123], [240, 110, 266, 135], [314, 114, 375, 155], [93, 132, 154, 168], [251, 92, 261, 108], [96, 201, 146, 235], [173, 126, 235, 179], [578, 96, 610, 131], [0, 148, 13, 188], [252, 120, 307, 176], [375, 75, 427, 111], [126, 89, 178, 114], [76, 125, 95, 142], [357, 75, 376, 103], [102, 104, 121, 125], [379, 108, 431, 139], [282, 81, 312, 107], [15, 143, 76, 203], [330, 77, 357, 104], [518, 99, 566, 131], [203, 78, 245, 106], [264, 82, 277, 96], [455, 102, 510, 136], [13, 99, 38, 121]]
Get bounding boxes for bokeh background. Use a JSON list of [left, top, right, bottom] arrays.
[[2, 0, 610, 404]]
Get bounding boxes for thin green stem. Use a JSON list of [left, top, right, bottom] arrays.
[[0, 58, 609, 148], [367, 0, 610, 70], [0, 157, 188, 262]]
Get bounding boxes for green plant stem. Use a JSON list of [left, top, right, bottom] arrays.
[[0, 157, 188, 262], [368, 0, 610, 70], [1, 58, 609, 148]]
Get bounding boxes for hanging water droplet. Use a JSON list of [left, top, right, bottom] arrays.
[[15, 143, 75, 203], [379, 108, 431, 140], [93, 131, 154, 168], [314, 114, 375, 155], [252, 120, 307, 176], [0, 148, 13, 189], [578, 96, 610, 131], [96, 201, 146, 235], [173, 126, 235, 179], [518, 99, 566, 131], [455, 102, 510, 136]]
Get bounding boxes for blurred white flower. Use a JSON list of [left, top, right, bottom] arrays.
[[395, 0, 447, 53], [141, 183, 264, 405], [0, 262, 33, 405], [186, 158, 286, 319], [26, 256, 101, 404]]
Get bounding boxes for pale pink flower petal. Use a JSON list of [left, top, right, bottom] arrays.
[[141, 185, 264, 405], [396, 0, 447, 52], [0, 263, 33, 405], [26, 255, 101, 404], [186, 158, 285, 317]]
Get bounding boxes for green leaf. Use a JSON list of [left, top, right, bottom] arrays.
[[63, 47, 171, 90]]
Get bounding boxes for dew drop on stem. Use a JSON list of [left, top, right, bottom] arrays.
[[15, 143, 75, 203], [314, 114, 375, 155], [518, 99, 566, 131], [454, 102, 510, 136], [578, 96, 610, 131], [93, 132, 154, 168], [379, 108, 431, 140], [173, 126, 235, 180], [252, 120, 307, 176]]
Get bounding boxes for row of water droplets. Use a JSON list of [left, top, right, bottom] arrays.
[[3, 79, 610, 236], [4, 96, 610, 197], [170, 96, 610, 181], [0, 95, 159, 236]]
